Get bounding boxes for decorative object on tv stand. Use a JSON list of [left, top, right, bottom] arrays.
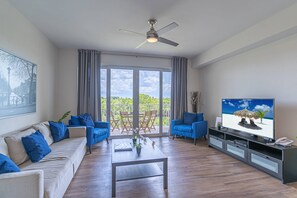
[[217, 122, 222, 130], [0, 49, 37, 118], [135, 140, 142, 156], [132, 128, 139, 145]]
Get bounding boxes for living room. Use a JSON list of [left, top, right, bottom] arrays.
[[1, 0, 297, 197]]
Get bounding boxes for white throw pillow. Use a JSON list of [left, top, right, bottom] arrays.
[[4, 128, 36, 165], [33, 121, 54, 145]]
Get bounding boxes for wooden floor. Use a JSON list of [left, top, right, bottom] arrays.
[[64, 137, 297, 198]]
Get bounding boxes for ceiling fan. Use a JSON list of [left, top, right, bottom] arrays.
[[119, 19, 179, 48]]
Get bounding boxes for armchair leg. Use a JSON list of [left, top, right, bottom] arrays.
[[204, 135, 207, 141], [89, 146, 92, 154], [194, 138, 197, 145], [106, 138, 109, 144], [173, 135, 175, 140]]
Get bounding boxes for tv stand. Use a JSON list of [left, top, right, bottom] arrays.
[[208, 127, 297, 183]]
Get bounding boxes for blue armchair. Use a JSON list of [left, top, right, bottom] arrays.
[[171, 112, 207, 145], [69, 114, 110, 153]]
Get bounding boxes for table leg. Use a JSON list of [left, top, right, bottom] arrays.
[[112, 164, 116, 197], [163, 159, 168, 189]]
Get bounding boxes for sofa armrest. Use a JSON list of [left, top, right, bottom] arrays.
[[192, 121, 208, 138], [68, 126, 86, 138], [0, 170, 44, 198]]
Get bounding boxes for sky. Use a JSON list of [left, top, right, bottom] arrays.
[[222, 99, 274, 119], [100, 69, 171, 98]]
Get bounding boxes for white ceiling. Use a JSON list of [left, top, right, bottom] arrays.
[[9, 0, 297, 58]]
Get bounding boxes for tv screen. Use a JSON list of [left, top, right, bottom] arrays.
[[222, 98, 274, 139]]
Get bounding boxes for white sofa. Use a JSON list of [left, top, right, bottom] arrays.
[[0, 122, 87, 198]]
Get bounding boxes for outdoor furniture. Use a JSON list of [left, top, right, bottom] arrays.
[[149, 110, 157, 130], [120, 112, 133, 134], [139, 111, 152, 133], [111, 111, 120, 132], [171, 112, 207, 145]]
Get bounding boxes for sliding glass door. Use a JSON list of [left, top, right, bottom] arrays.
[[101, 66, 171, 137]]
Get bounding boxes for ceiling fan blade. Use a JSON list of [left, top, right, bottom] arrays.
[[158, 37, 179, 47], [136, 40, 147, 48], [119, 29, 145, 37], [157, 22, 178, 36]]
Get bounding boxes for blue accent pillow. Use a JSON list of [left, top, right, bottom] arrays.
[[184, 112, 198, 125], [21, 131, 51, 163], [70, 116, 81, 125], [197, 113, 204, 122], [79, 113, 95, 127], [49, 121, 69, 142], [0, 154, 20, 174]]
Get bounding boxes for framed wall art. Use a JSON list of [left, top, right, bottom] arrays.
[[0, 49, 37, 118]]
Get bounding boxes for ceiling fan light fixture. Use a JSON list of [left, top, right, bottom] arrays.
[[147, 36, 158, 43]]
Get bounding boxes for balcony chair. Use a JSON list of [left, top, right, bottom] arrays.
[[171, 112, 207, 145], [68, 113, 110, 153]]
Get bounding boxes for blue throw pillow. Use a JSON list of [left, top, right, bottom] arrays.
[[79, 113, 95, 127], [21, 131, 51, 163], [0, 154, 20, 174], [70, 116, 81, 125], [49, 121, 69, 142], [184, 112, 198, 125]]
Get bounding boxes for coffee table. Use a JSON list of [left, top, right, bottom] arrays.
[[111, 138, 168, 197]]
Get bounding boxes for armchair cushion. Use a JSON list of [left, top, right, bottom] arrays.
[[79, 113, 95, 127], [21, 131, 51, 163], [70, 116, 81, 125], [49, 121, 69, 143], [173, 125, 192, 133], [0, 154, 20, 174], [184, 112, 197, 125]]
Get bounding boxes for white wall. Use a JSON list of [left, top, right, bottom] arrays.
[[0, 0, 57, 134], [55, 51, 197, 118], [55, 49, 78, 119], [198, 33, 297, 140]]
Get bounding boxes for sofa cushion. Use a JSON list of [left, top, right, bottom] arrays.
[[184, 112, 197, 125], [4, 128, 36, 165], [0, 153, 20, 174], [20, 137, 86, 198], [197, 113, 204, 122], [49, 122, 69, 143], [173, 125, 193, 133], [33, 122, 54, 145], [22, 156, 72, 198], [79, 113, 95, 127], [70, 116, 81, 125], [22, 131, 51, 163]]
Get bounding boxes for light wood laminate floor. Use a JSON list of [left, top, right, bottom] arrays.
[[64, 137, 297, 198]]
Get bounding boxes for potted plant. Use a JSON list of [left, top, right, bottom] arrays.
[[217, 122, 222, 130]]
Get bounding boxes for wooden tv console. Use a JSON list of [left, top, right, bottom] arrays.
[[208, 127, 297, 183]]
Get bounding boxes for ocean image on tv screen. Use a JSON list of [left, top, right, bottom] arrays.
[[222, 99, 274, 139]]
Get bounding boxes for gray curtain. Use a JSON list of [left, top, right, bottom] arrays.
[[171, 57, 188, 122], [77, 49, 101, 121]]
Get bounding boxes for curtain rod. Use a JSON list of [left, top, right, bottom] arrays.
[[101, 51, 172, 60]]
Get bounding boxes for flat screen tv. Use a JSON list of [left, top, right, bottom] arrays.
[[222, 98, 275, 139]]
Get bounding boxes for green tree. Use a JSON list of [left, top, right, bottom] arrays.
[[256, 110, 268, 124]]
